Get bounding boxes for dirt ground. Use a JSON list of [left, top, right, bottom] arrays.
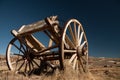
[[0, 55, 120, 80]]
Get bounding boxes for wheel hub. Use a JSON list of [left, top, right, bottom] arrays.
[[77, 46, 82, 56], [77, 46, 85, 56], [24, 52, 34, 61]]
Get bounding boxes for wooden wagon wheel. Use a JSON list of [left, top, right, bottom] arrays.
[[61, 19, 88, 73], [6, 38, 41, 75]]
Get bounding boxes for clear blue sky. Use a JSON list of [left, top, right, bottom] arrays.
[[0, 0, 120, 57]]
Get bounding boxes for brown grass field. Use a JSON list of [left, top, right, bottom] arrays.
[[0, 55, 120, 80]]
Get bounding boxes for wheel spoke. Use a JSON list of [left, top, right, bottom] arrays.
[[17, 60, 25, 71], [76, 60, 78, 71], [78, 60, 82, 72], [13, 53, 23, 57], [24, 61, 28, 73], [77, 25, 81, 40], [69, 54, 77, 64], [30, 61, 34, 69], [80, 41, 87, 48], [78, 57, 85, 72], [73, 56, 77, 69], [20, 44, 27, 54], [12, 43, 24, 54], [68, 25, 76, 43], [32, 59, 40, 67], [65, 35, 75, 49], [28, 62, 32, 71], [11, 58, 23, 65], [79, 32, 84, 46], [80, 56, 87, 64], [74, 22, 77, 43], [64, 49, 76, 53], [64, 39, 69, 49], [11, 61, 17, 65]]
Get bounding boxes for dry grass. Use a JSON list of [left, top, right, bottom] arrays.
[[0, 56, 120, 80], [0, 59, 95, 80]]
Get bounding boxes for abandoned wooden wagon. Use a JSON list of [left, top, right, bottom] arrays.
[[6, 16, 88, 75]]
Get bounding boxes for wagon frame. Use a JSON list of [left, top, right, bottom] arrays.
[[6, 16, 88, 75]]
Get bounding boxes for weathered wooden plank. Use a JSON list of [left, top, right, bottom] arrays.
[[25, 35, 46, 51], [18, 20, 49, 35], [48, 39, 53, 47], [17, 16, 60, 36], [39, 51, 59, 56], [38, 44, 58, 53], [47, 29, 60, 44]]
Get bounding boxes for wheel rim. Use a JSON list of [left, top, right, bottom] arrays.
[[61, 19, 88, 72], [6, 38, 40, 74]]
